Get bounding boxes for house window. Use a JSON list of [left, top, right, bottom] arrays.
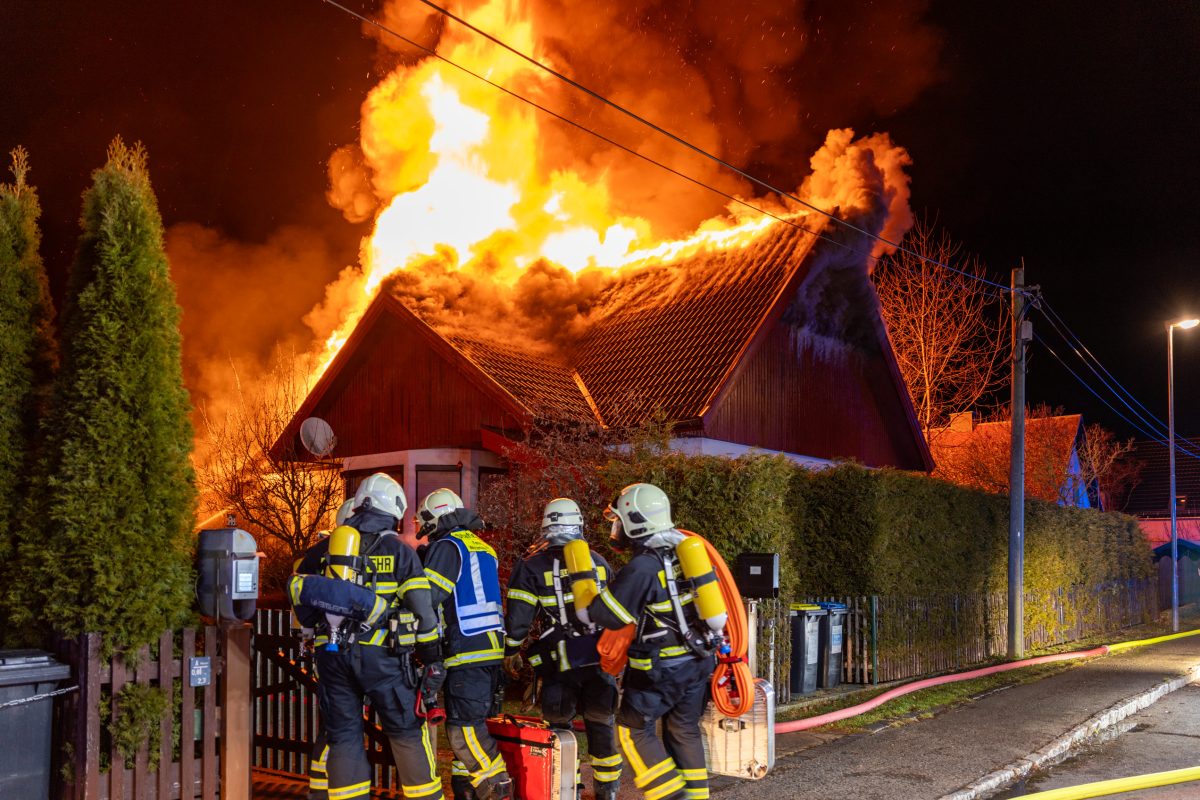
[[477, 467, 509, 509], [344, 466, 404, 502], [416, 465, 463, 508]]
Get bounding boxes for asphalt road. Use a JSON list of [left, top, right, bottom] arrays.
[[993, 682, 1200, 799]]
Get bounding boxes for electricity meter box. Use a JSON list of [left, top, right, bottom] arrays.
[[196, 528, 260, 621], [734, 553, 780, 599]]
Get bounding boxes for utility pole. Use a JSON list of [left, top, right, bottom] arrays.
[[1008, 267, 1030, 659]]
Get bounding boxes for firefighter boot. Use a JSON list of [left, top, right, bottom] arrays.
[[451, 774, 476, 800]]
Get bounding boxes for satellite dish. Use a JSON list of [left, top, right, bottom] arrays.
[[300, 417, 337, 458]]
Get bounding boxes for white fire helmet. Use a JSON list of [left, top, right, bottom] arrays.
[[353, 472, 407, 522], [335, 498, 356, 527], [541, 498, 584, 544], [418, 488, 465, 528], [605, 483, 673, 540]]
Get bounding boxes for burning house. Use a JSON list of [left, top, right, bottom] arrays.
[[275, 213, 931, 527]]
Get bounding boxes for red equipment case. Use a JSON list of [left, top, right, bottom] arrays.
[[487, 714, 578, 800]]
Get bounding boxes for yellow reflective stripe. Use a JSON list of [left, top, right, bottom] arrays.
[[445, 646, 504, 668], [426, 569, 455, 593], [360, 629, 388, 646], [648, 595, 693, 613], [451, 760, 470, 776], [645, 776, 686, 800], [288, 576, 303, 606], [680, 769, 707, 780], [635, 758, 677, 788], [329, 781, 372, 799], [594, 769, 622, 782], [592, 753, 623, 767], [505, 636, 523, 648], [401, 576, 431, 596], [417, 628, 441, 643], [629, 657, 652, 671], [404, 778, 444, 797], [657, 571, 667, 588], [507, 588, 538, 605], [375, 580, 399, 591], [686, 789, 709, 799], [528, 654, 543, 666], [599, 587, 635, 624], [660, 646, 690, 658], [471, 757, 507, 785], [309, 777, 329, 789], [464, 726, 491, 768], [422, 722, 437, 779], [618, 726, 647, 774]]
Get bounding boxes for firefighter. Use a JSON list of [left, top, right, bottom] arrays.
[[419, 489, 512, 800], [576, 484, 716, 800], [292, 473, 446, 800], [503, 499, 623, 800]]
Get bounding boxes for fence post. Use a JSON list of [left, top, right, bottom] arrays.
[[870, 595, 878, 686], [220, 622, 253, 800]]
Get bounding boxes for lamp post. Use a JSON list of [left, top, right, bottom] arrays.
[[1168, 317, 1198, 632]]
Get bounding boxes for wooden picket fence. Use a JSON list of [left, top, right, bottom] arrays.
[[52, 624, 253, 800], [754, 577, 1160, 698]]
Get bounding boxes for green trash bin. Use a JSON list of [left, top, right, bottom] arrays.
[[789, 603, 826, 696], [0, 649, 71, 800]]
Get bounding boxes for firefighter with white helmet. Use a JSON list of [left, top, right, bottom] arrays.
[[419, 488, 512, 800], [291, 473, 445, 800], [574, 483, 716, 800], [503, 499, 622, 800]]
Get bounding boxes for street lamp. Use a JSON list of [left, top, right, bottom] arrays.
[[1168, 317, 1198, 632]]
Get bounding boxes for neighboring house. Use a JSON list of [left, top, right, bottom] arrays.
[[273, 217, 932, 529], [929, 412, 1094, 507], [1122, 437, 1200, 547]]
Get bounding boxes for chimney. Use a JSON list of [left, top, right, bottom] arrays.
[[949, 411, 975, 432]]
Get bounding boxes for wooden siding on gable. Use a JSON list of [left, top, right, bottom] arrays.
[[703, 321, 926, 469], [309, 311, 527, 457]]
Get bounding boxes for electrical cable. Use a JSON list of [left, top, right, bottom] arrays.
[[1031, 331, 1200, 462], [319, 0, 1016, 297], [407, 0, 1018, 296]]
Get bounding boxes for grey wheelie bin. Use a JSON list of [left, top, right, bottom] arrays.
[[817, 601, 848, 689], [789, 603, 826, 695], [0, 649, 71, 799]]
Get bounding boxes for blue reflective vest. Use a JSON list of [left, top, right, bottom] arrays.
[[447, 530, 504, 636]]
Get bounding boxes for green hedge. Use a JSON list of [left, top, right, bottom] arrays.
[[603, 456, 1153, 605]]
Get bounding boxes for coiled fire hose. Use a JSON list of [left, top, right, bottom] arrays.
[[679, 531, 755, 718]]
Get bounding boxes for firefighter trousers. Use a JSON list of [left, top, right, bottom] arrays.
[[314, 645, 443, 800], [616, 654, 715, 800], [542, 666, 622, 798], [445, 665, 511, 800]]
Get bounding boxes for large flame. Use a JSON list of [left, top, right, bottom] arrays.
[[313, 0, 915, 379]]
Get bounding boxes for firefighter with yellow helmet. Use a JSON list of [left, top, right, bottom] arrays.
[[503, 498, 623, 800], [418, 488, 512, 800], [573, 483, 721, 800], [290, 473, 445, 800]]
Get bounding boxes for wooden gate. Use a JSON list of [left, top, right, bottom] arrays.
[[251, 607, 406, 794], [52, 624, 251, 800]]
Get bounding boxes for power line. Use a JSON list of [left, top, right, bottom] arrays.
[[320, 0, 891, 269], [407, 0, 1018, 296], [1031, 330, 1200, 462], [320, 0, 1009, 302], [1033, 303, 1175, 442]]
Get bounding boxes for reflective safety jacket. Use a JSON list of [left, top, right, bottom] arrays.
[[423, 529, 505, 670], [586, 546, 708, 673], [504, 544, 612, 673], [293, 530, 438, 650]]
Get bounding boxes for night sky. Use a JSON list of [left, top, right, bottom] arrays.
[[2, 1, 1198, 439]]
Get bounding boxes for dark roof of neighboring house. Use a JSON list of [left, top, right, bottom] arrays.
[[1151, 538, 1200, 559], [1123, 436, 1200, 518]]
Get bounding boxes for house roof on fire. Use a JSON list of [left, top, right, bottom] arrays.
[[275, 215, 932, 470]]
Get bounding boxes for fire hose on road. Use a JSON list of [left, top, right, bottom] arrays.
[[775, 627, 1200, 734]]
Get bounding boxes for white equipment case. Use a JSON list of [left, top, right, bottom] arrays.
[[701, 678, 775, 779]]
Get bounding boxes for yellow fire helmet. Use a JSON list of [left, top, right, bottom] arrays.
[[605, 482, 673, 539]]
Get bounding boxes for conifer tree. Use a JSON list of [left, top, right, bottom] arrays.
[[10, 139, 195, 651], [0, 148, 56, 633]]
